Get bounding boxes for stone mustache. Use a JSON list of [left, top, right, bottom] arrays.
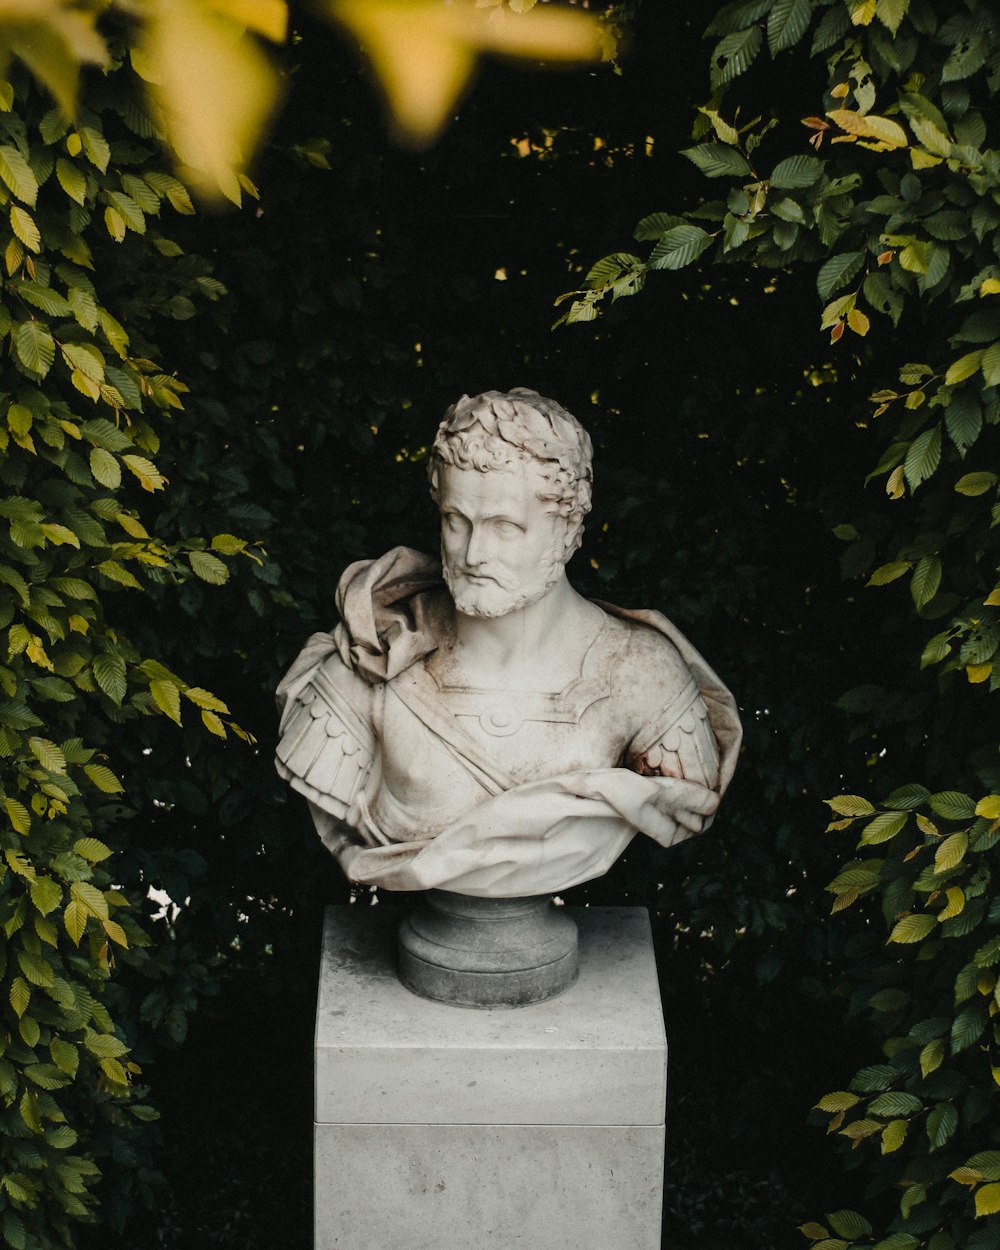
[[276, 388, 742, 897]]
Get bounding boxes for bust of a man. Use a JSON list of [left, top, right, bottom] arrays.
[[276, 388, 740, 897]]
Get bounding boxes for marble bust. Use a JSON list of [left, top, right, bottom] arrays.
[[275, 388, 741, 898]]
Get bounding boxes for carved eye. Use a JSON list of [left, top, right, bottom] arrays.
[[494, 520, 522, 538]]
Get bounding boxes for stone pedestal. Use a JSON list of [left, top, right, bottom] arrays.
[[397, 890, 579, 1008], [315, 904, 666, 1250]]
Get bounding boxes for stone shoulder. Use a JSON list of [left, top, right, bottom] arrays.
[[599, 610, 699, 744]]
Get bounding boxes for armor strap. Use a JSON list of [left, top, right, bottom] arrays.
[[388, 668, 516, 797]]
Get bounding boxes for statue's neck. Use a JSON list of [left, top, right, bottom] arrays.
[[449, 576, 599, 689]]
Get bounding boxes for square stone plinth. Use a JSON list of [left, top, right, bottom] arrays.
[[314, 905, 666, 1250]]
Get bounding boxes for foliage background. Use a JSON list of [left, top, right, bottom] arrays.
[[2, 0, 997, 1248]]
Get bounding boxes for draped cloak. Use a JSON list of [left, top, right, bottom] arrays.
[[276, 547, 742, 897]]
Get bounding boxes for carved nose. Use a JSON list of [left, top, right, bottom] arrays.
[[465, 528, 487, 566]]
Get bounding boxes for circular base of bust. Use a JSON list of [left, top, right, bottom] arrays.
[[397, 890, 578, 1008]]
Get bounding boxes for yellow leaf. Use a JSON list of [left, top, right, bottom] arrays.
[[847, 307, 870, 336], [141, 0, 281, 201], [939, 886, 965, 920], [848, 0, 876, 24], [935, 830, 968, 873], [201, 708, 227, 737], [328, 0, 602, 146], [827, 109, 908, 148], [967, 662, 992, 683], [985, 589, 1000, 607], [2, 1, 108, 119], [881, 1118, 907, 1153], [886, 465, 905, 499], [150, 677, 182, 724], [911, 148, 943, 169], [976, 796, 1000, 819], [975, 1182, 1000, 1217], [945, 349, 984, 386], [63, 898, 86, 944], [101, 918, 128, 948], [104, 204, 125, 242], [209, 0, 288, 42], [981, 278, 1000, 296]]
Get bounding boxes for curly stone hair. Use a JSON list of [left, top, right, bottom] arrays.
[[427, 389, 594, 545]]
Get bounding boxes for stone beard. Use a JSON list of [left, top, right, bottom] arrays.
[[275, 388, 742, 898]]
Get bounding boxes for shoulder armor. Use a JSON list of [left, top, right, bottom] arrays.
[[275, 659, 375, 818], [630, 684, 720, 789]]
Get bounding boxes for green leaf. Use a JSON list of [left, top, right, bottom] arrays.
[[15, 281, 70, 316], [12, 321, 55, 378], [955, 471, 998, 496], [710, 25, 763, 88], [827, 1210, 874, 1238], [982, 341, 1000, 388], [770, 154, 823, 188], [681, 143, 752, 178], [89, 447, 121, 489], [951, 1004, 986, 1053], [0, 145, 38, 206], [92, 653, 126, 704], [826, 794, 876, 816], [17, 949, 53, 987], [28, 736, 66, 773], [4, 796, 29, 833], [78, 126, 110, 172], [860, 811, 907, 845], [926, 1101, 958, 1148], [911, 555, 941, 607], [10, 206, 40, 253], [903, 426, 941, 490], [73, 836, 113, 862], [49, 1038, 78, 1077], [82, 765, 122, 794], [70, 881, 108, 919], [817, 251, 863, 300], [868, 1091, 921, 1117], [884, 783, 930, 810], [929, 791, 976, 820], [944, 391, 982, 452], [767, 0, 811, 51], [967, 1151, 1000, 1180], [920, 1038, 945, 1077], [648, 225, 713, 271], [889, 913, 935, 943], [55, 157, 87, 205], [29, 876, 61, 916], [188, 550, 229, 585], [8, 975, 29, 1017], [150, 678, 182, 724], [633, 213, 686, 241], [122, 453, 166, 491]]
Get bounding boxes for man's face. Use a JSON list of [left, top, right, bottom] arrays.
[[437, 461, 572, 619]]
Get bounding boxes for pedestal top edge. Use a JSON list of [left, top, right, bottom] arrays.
[[315, 904, 667, 1053]]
